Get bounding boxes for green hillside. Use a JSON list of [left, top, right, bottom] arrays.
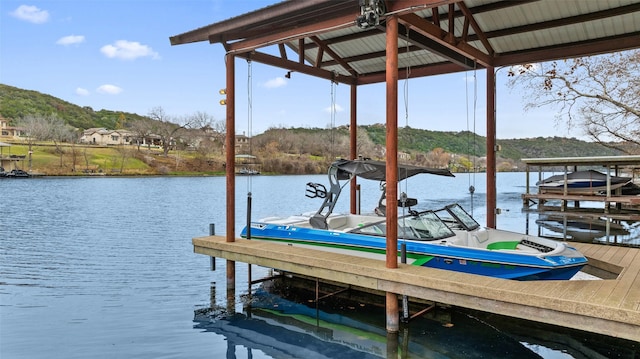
[[342, 125, 620, 161], [0, 83, 148, 130]]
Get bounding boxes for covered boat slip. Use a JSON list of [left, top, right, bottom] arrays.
[[171, 0, 640, 335], [522, 155, 640, 212], [192, 235, 640, 342]]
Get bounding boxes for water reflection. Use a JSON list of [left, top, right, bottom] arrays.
[[195, 275, 636, 359], [535, 213, 632, 243]]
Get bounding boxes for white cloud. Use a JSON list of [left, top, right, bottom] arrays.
[[324, 103, 344, 113], [262, 77, 286, 89], [57, 35, 85, 46], [10, 5, 49, 24], [76, 88, 90, 96], [100, 40, 159, 60], [96, 84, 123, 95]]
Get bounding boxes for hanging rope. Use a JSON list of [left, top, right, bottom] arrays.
[[465, 60, 478, 215], [246, 59, 253, 192], [330, 74, 337, 160], [401, 26, 411, 216], [403, 27, 411, 129], [400, 28, 413, 323], [245, 58, 254, 240]]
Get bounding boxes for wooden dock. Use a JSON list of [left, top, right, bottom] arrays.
[[193, 235, 640, 342]]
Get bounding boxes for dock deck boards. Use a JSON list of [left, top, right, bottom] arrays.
[[193, 236, 640, 342]]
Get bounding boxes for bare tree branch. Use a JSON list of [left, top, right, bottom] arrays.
[[507, 50, 640, 153]]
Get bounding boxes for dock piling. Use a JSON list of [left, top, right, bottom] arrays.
[[386, 292, 399, 332], [209, 224, 216, 271]]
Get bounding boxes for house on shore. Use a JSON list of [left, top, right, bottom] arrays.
[[80, 128, 135, 145], [0, 117, 22, 139]]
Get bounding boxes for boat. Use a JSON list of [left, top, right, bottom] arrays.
[[536, 170, 632, 194], [0, 168, 30, 178], [241, 159, 588, 281], [237, 167, 260, 175]]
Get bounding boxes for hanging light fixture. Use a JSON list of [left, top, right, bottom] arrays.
[[219, 88, 226, 106]]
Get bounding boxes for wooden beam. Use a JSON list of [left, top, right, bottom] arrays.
[[225, 13, 355, 54], [236, 50, 356, 85], [399, 13, 493, 67], [457, 1, 494, 56], [357, 62, 468, 85], [278, 43, 287, 60], [298, 39, 304, 64], [474, 3, 640, 44], [310, 36, 357, 75], [170, 0, 340, 45], [397, 23, 476, 69], [494, 32, 640, 66]]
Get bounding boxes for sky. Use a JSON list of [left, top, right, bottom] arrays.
[[0, 0, 580, 139]]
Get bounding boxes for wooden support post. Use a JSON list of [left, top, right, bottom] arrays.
[[226, 54, 236, 243], [225, 53, 236, 314], [209, 224, 216, 270], [386, 291, 399, 333], [226, 260, 236, 314], [210, 282, 216, 309], [385, 14, 400, 334], [385, 15, 399, 270]]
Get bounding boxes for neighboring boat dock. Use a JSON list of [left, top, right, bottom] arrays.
[[522, 155, 640, 213], [193, 235, 640, 342]]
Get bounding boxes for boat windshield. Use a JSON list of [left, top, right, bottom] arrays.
[[351, 211, 456, 241], [440, 204, 480, 231]]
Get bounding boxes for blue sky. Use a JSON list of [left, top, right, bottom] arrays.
[[1, 0, 577, 139]]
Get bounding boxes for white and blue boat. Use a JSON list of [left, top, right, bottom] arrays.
[[537, 170, 631, 194], [241, 159, 587, 281]]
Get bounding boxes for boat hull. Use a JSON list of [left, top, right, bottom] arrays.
[[537, 170, 631, 194], [241, 224, 587, 281]]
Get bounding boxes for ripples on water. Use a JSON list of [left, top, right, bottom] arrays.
[[1, 174, 637, 358]]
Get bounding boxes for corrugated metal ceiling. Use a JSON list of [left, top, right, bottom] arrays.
[[170, 0, 640, 84]]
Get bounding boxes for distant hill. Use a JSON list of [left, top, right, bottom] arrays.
[[0, 83, 148, 130], [331, 125, 621, 161], [0, 83, 623, 161]]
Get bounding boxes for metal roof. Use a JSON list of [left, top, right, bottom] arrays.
[[522, 155, 640, 167], [170, 0, 640, 85]]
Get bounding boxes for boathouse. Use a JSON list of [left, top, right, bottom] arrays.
[[522, 155, 640, 212], [171, 1, 640, 341]]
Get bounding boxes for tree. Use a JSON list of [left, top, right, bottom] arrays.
[[147, 106, 197, 156], [507, 50, 640, 153], [129, 118, 154, 151], [49, 117, 77, 168], [16, 114, 75, 170], [355, 126, 376, 158]]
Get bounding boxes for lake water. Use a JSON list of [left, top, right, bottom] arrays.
[[1, 173, 638, 358]]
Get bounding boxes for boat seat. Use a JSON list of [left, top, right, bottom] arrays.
[[327, 216, 348, 230], [472, 229, 489, 244]]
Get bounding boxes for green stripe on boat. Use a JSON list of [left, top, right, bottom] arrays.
[[411, 256, 434, 266], [486, 241, 520, 250]]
